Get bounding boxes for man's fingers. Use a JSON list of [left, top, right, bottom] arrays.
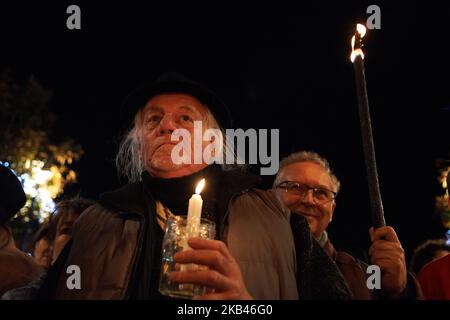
[[174, 249, 229, 275], [369, 227, 374, 241], [193, 293, 229, 300], [169, 269, 233, 291], [370, 255, 405, 274], [187, 238, 234, 260], [368, 241, 403, 257], [370, 252, 402, 264], [370, 226, 400, 242], [194, 292, 251, 300]]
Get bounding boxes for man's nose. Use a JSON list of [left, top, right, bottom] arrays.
[[299, 189, 315, 205], [157, 113, 177, 135]]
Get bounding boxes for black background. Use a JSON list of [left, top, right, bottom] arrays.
[[1, 1, 449, 262]]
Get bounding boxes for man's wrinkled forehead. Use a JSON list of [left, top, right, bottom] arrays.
[[280, 161, 334, 188], [144, 104, 200, 115]]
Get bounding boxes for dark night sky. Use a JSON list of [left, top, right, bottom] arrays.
[[1, 1, 449, 261]]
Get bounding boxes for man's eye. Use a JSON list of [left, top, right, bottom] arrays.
[[180, 115, 193, 123], [147, 115, 161, 122], [290, 184, 305, 192], [315, 189, 329, 199], [286, 185, 297, 191], [145, 115, 161, 127]]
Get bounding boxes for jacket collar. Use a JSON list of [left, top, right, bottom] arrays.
[[322, 238, 338, 261], [98, 166, 261, 219], [215, 168, 261, 236], [98, 182, 148, 217]]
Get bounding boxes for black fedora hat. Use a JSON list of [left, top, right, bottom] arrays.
[[122, 72, 233, 129]]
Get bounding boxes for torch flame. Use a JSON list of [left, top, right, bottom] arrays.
[[356, 24, 366, 38], [195, 178, 205, 194], [350, 24, 366, 62], [350, 49, 365, 62]]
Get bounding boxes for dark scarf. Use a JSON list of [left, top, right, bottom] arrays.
[[141, 164, 222, 222], [290, 213, 352, 299]]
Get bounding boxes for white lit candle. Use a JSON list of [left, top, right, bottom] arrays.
[[180, 179, 206, 280], [185, 178, 205, 247]]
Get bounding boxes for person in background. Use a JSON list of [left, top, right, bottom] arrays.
[[32, 223, 53, 269], [0, 165, 42, 296], [417, 173, 450, 300], [2, 196, 94, 299], [274, 151, 422, 299], [49, 196, 95, 263], [409, 239, 449, 276]]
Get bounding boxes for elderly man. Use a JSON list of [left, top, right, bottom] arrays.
[[274, 151, 421, 299], [40, 73, 351, 300]]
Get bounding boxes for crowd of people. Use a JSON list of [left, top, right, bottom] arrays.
[[1, 72, 449, 300]]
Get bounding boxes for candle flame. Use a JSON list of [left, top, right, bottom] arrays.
[[195, 178, 205, 194], [350, 24, 366, 62]]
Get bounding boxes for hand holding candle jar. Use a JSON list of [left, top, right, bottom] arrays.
[[159, 178, 217, 299]]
